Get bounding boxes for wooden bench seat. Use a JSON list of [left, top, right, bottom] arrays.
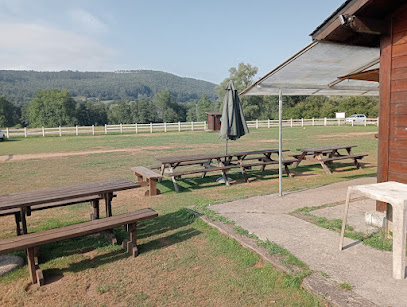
[[131, 166, 163, 196], [320, 153, 368, 163], [0, 194, 116, 236], [166, 164, 238, 178], [0, 208, 158, 286], [149, 160, 211, 170]]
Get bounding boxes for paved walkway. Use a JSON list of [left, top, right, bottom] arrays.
[[211, 177, 407, 307]]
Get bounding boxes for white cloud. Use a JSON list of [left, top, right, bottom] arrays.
[[68, 8, 108, 33], [0, 23, 117, 71]]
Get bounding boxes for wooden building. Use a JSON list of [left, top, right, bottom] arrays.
[[310, 0, 407, 211], [206, 112, 222, 131], [242, 0, 407, 212]]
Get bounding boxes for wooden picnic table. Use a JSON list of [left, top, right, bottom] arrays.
[[293, 145, 368, 174], [156, 149, 291, 192], [0, 179, 140, 235]]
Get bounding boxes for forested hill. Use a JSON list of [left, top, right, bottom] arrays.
[[0, 70, 218, 105]]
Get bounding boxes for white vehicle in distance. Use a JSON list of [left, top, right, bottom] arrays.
[[345, 114, 366, 124], [0, 129, 5, 141]]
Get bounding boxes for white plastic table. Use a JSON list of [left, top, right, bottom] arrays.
[[339, 181, 407, 279]]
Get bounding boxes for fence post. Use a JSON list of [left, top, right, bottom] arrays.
[[24, 127, 27, 137], [364, 118, 367, 126], [312, 118, 315, 126], [105, 124, 107, 135], [150, 122, 153, 133], [352, 119, 354, 127], [324, 118, 327, 126], [6, 127, 9, 138], [42, 127, 45, 137], [301, 118, 304, 127], [120, 123, 123, 133], [135, 123, 138, 134], [191, 121, 194, 131], [377, 117, 379, 126], [256, 119, 259, 129], [204, 121, 207, 130], [59, 126, 62, 137], [164, 122, 167, 132], [267, 119, 270, 128], [291, 118, 293, 127], [76, 125, 79, 136], [338, 118, 340, 126], [92, 125, 95, 136], [178, 121, 181, 132]]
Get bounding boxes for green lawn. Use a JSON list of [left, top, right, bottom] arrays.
[[0, 125, 378, 306]]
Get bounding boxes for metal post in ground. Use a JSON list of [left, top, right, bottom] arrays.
[[278, 89, 283, 197]]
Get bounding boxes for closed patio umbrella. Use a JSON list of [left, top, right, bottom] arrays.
[[219, 80, 249, 154]]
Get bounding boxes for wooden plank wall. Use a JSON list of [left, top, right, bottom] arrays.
[[388, 7, 407, 184]]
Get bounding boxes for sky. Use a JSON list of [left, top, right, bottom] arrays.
[[0, 0, 345, 84]]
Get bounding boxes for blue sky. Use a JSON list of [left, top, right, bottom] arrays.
[[0, 0, 344, 84]]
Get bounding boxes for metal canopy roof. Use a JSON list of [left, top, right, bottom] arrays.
[[241, 41, 380, 97]]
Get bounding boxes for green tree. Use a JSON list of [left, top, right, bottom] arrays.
[[28, 89, 77, 127], [0, 96, 20, 127], [217, 63, 262, 120], [153, 89, 186, 122], [197, 95, 212, 121]]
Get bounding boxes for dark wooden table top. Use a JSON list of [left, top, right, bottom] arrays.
[[156, 149, 289, 165], [0, 179, 140, 211], [297, 145, 357, 152]]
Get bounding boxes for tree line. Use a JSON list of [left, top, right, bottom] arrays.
[[0, 63, 379, 128]]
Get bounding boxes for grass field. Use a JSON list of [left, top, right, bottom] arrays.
[[0, 125, 378, 306]]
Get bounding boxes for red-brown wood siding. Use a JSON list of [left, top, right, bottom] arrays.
[[379, 6, 407, 206]]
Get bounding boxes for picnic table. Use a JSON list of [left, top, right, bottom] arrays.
[[293, 145, 368, 174], [155, 149, 295, 192], [0, 179, 140, 235]]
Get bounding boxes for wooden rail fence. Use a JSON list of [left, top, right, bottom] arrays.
[[1, 118, 378, 138]]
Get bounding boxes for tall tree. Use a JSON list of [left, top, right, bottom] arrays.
[[153, 89, 186, 122], [217, 63, 262, 120], [28, 89, 77, 127], [0, 96, 20, 127], [197, 95, 212, 121]]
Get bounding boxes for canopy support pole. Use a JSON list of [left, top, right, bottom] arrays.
[[278, 88, 283, 197]]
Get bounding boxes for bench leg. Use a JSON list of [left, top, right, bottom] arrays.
[[14, 213, 22, 236], [168, 166, 180, 192], [145, 179, 160, 196], [104, 193, 113, 217], [315, 154, 332, 174], [27, 247, 37, 284], [90, 200, 100, 220], [20, 207, 28, 235], [123, 223, 138, 257], [294, 152, 307, 167], [284, 164, 294, 177], [221, 171, 230, 186], [353, 158, 362, 169]]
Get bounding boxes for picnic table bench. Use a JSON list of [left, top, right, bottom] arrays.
[[131, 166, 163, 196], [0, 208, 158, 285], [155, 149, 295, 192], [293, 145, 367, 174], [0, 179, 140, 237]]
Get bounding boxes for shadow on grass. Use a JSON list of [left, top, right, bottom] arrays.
[[33, 209, 200, 284], [156, 161, 375, 194]]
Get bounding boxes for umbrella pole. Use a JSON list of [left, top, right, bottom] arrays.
[[278, 89, 283, 197]]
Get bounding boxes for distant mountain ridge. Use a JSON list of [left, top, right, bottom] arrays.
[[0, 70, 218, 105]]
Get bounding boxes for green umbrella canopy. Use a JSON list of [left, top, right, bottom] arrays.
[[219, 80, 249, 141]]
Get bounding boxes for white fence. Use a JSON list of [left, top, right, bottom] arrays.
[[1, 118, 378, 138]]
